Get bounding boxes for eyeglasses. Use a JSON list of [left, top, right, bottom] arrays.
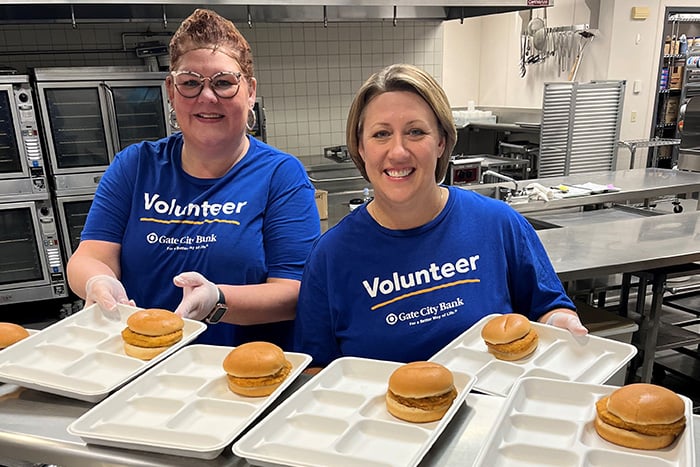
[[171, 70, 243, 99]]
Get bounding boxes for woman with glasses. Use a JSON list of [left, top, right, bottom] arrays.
[[67, 8, 320, 349]]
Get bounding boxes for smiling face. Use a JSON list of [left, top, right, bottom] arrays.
[[358, 90, 445, 208], [166, 47, 256, 154]]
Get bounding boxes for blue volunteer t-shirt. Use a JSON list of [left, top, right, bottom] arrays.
[[294, 185, 574, 366], [82, 133, 320, 349]]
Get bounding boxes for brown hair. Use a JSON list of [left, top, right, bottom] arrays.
[[169, 8, 254, 82], [346, 64, 457, 183]]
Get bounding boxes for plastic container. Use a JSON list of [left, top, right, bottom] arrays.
[[0, 304, 206, 402], [473, 377, 695, 467], [234, 356, 476, 467], [69, 345, 312, 459], [430, 314, 637, 397]]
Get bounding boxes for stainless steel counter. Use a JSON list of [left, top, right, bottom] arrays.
[[463, 167, 700, 213], [0, 378, 502, 467], [537, 210, 700, 282], [2, 377, 699, 466], [537, 210, 700, 384]]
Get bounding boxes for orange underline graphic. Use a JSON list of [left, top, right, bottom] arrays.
[[370, 278, 480, 311], [139, 217, 241, 225]]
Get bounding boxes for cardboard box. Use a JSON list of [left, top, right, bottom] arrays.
[[315, 189, 328, 220], [669, 66, 684, 90], [664, 96, 680, 124]]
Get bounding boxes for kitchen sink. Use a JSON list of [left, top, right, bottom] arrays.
[[306, 162, 369, 194], [523, 217, 563, 230]]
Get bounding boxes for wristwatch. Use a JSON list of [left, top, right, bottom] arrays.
[[205, 287, 228, 324]]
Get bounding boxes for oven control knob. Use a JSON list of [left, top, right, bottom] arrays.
[[40, 206, 50, 216], [18, 92, 29, 103]]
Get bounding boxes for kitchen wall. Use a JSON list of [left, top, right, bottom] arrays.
[[0, 19, 444, 167], [442, 0, 700, 170]]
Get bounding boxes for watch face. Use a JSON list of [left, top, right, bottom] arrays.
[[205, 305, 227, 324]]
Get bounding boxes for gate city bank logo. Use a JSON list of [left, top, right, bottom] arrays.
[[146, 231, 218, 250]]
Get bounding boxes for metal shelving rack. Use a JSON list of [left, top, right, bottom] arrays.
[[618, 138, 681, 169], [650, 10, 700, 168]]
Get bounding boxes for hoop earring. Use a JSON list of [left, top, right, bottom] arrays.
[[246, 107, 256, 132], [169, 107, 180, 130]]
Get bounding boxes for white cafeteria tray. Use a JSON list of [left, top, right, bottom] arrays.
[[430, 314, 637, 397], [233, 356, 476, 467], [69, 344, 312, 460], [0, 304, 206, 402], [473, 377, 695, 467]]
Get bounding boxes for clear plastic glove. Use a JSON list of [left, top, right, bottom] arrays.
[[546, 311, 588, 337], [172, 272, 219, 321], [85, 274, 134, 320]]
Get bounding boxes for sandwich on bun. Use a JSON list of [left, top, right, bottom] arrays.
[[0, 322, 30, 349], [594, 383, 686, 450], [121, 308, 184, 360], [386, 361, 457, 423], [481, 313, 538, 361], [223, 341, 292, 397]]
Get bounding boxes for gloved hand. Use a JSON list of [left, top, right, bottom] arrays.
[[85, 274, 134, 320], [173, 272, 219, 321], [546, 311, 588, 337]]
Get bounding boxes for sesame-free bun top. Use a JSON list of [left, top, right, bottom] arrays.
[[126, 308, 184, 336], [480, 313, 531, 344], [223, 341, 287, 378], [607, 383, 685, 425], [388, 361, 454, 398], [0, 322, 30, 349]]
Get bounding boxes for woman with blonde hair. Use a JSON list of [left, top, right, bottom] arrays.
[[295, 64, 585, 367]]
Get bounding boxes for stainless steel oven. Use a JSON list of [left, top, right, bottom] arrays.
[[0, 192, 67, 305], [0, 74, 48, 193], [53, 194, 93, 259], [0, 74, 66, 305], [32, 66, 171, 195], [32, 67, 171, 262]]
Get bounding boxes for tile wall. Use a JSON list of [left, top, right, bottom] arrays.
[[0, 20, 443, 167]]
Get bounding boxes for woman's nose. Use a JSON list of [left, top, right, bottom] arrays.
[[388, 135, 410, 158], [198, 82, 219, 102]]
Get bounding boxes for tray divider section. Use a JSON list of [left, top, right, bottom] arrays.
[[474, 377, 694, 467], [69, 345, 312, 459], [234, 357, 476, 467]]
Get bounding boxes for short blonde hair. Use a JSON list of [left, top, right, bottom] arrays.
[[169, 9, 254, 82], [346, 64, 457, 183]]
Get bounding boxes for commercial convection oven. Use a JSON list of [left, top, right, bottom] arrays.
[[31, 66, 171, 261], [0, 74, 67, 304]]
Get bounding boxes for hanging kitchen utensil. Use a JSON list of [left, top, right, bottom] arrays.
[[520, 31, 527, 77], [527, 9, 544, 36], [568, 30, 595, 81], [533, 27, 547, 54]]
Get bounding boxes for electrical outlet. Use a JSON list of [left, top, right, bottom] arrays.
[[631, 111, 637, 123]]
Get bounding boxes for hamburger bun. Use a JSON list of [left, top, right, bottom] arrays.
[[386, 361, 458, 423], [594, 383, 686, 450], [481, 314, 538, 361], [0, 322, 30, 349], [223, 341, 292, 397], [121, 308, 184, 360]]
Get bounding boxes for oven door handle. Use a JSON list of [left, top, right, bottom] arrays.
[[101, 83, 120, 158]]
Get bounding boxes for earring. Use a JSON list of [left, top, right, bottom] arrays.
[[169, 107, 180, 130], [246, 107, 256, 132]]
